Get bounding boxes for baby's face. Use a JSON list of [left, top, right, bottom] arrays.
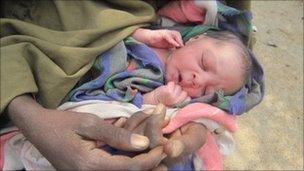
[[165, 35, 243, 97]]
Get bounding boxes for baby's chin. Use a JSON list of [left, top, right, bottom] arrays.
[[179, 87, 202, 98], [187, 92, 201, 98]]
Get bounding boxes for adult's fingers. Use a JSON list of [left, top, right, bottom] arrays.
[[151, 163, 168, 171], [167, 128, 182, 139], [145, 104, 167, 148], [113, 117, 127, 127], [77, 115, 149, 151], [124, 110, 153, 131], [163, 139, 184, 158], [165, 122, 207, 158], [162, 117, 170, 128], [90, 146, 165, 170], [133, 146, 166, 170]]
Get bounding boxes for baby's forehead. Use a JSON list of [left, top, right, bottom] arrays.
[[201, 38, 242, 59], [206, 43, 244, 89], [196, 34, 247, 93], [190, 35, 244, 69]]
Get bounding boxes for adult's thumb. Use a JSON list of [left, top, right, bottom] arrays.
[[77, 115, 150, 151]]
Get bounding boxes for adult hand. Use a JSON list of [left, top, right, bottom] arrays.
[[163, 122, 207, 166], [118, 104, 207, 168], [113, 104, 169, 171], [123, 104, 168, 149], [7, 95, 164, 170]]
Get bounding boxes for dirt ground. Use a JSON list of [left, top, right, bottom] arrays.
[[224, 1, 303, 170]]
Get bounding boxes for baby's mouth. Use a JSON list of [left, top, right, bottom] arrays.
[[169, 70, 182, 84], [178, 73, 182, 83]]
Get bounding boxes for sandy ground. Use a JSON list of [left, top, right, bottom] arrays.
[[224, 1, 303, 170]]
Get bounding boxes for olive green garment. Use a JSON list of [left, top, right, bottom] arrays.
[[0, 0, 156, 113]]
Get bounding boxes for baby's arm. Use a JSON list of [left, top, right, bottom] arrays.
[[143, 82, 189, 107], [132, 28, 184, 48]]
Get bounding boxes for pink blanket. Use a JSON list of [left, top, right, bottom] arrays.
[[162, 103, 237, 170], [0, 128, 19, 169]]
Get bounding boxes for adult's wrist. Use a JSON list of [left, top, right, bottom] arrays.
[[7, 94, 46, 133]]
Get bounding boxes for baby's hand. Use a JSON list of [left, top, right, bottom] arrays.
[[132, 28, 184, 48], [154, 82, 189, 107], [146, 29, 184, 48]]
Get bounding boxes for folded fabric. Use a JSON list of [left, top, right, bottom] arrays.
[[68, 39, 165, 108], [0, 0, 156, 115], [0, 127, 23, 170]]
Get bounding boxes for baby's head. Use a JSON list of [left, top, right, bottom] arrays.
[[165, 31, 251, 97]]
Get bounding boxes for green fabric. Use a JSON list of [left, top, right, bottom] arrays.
[[0, 0, 156, 113], [180, 25, 219, 42], [215, 90, 232, 111]]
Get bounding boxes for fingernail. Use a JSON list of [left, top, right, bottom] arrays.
[[114, 117, 127, 127], [143, 108, 154, 114], [165, 116, 170, 121], [131, 134, 149, 150], [170, 140, 184, 157]]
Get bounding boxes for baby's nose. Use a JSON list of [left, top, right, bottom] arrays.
[[184, 73, 199, 88]]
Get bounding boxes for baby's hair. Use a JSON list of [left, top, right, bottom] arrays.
[[204, 30, 252, 87]]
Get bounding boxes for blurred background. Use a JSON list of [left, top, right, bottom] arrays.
[[224, 1, 303, 170]]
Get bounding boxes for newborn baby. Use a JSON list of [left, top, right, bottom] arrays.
[[131, 28, 252, 107]]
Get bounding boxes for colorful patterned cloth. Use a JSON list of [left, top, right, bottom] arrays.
[[69, 39, 165, 108], [69, 1, 264, 116]]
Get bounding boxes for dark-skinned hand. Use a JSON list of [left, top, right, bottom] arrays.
[[7, 95, 164, 170], [115, 104, 208, 170]]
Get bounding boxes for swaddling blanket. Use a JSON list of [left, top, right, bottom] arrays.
[[68, 39, 165, 108]]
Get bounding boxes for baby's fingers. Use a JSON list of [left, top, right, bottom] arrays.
[[166, 81, 175, 90], [170, 31, 184, 47], [174, 91, 189, 104], [164, 34, 181, 48], [172, 84, 182, 95]]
